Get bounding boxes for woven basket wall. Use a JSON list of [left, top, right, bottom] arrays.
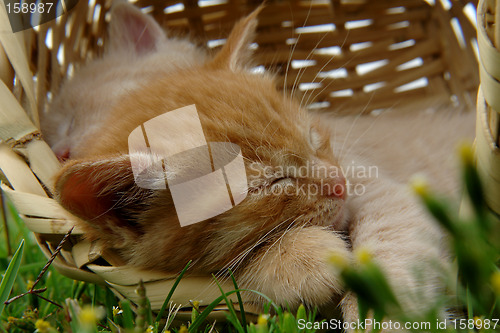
[[0, 0, 492, 319], [476, 0, 500, 219]]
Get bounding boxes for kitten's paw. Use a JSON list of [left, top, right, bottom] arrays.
[[237, 226, 351, 310]]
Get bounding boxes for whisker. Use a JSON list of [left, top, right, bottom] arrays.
[[291, 31, 329, 102], [299, 29, 351, 109], [338, 103, 399, 159], [210, 215, 298, 285], [337, 93, 376, 159], [302, 33, 364, 109], [283, 1, 313, 100]]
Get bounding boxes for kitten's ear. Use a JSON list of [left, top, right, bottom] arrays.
[[309, 120, 333, 156], [208, 6, 263, 71], [108, 2, 165, 54], [55, 155, 153, 242]]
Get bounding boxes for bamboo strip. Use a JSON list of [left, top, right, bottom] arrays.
[[476, 89, 500, 215], [1, 185, 72, 219], [106, 278, 239, 309], [0, 145, 46, 196], [0, 4, 38, 127]]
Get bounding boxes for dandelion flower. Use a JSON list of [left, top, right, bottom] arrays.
[[473, 316, 482, 329], [410, 175, 429, 196], [458, 142, 474, 165], [257, 314, 269, 326], [328, 252, 348, 269], [492, 271, 500, 296], [355, 247, 372, 264], [35, 319, 52, 333], [79, 305, 105, 326]]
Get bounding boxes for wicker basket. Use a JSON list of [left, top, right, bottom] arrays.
[[0, 0, 493, 320], [476, 0, 500, 219]]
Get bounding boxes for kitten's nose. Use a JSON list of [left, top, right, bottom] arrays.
[[322, 176, 346, 200], [56, 149, 70, 162]]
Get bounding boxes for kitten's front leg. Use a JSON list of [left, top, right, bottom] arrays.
[[341, 175, 447, 328], [237, 226, 352, 311]]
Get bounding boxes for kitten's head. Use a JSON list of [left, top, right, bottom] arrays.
[[54, 5, 347, 271]]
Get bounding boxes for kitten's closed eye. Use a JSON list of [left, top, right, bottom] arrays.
[[268, 177, 296, 191], [269, 176, 291, 186]]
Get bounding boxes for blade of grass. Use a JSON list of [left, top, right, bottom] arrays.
[[228, 269, 247, 332], [6, 204, 31, 241], [467, 287, 474, 319], [162, 302, 182, 333], [66, 299, 82, 333], [75, 281, 87, 300], [0, 239, 24, 316], [92, 283, 97, 308], [107, 317, 121, 333], [155, 260, 191, 323], [0, 189, 11, 257], [189, 292, 234, 333], [189, 288, 280, 333], [104, 287, 118, 320], [212, 274, 244, 333], [120, 299, 135, 329]]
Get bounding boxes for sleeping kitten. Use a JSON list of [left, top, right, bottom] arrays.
[[41, 1, 475, 327]]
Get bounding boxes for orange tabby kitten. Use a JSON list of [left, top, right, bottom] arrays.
[[42, 1, 475, 326]]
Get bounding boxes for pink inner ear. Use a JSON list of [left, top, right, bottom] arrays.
[[59, 171, 113, 220], [124, 11, 158, 53]]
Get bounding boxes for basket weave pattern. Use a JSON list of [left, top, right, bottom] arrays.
[[476, 0, 500, 218]]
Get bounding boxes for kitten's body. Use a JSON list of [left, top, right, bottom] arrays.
[[41, 2, 475, 328]]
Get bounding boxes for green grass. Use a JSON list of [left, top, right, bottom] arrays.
[[0, 144, 499, 332]]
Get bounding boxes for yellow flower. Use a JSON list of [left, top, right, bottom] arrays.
[[178, 325, 188, 333], [35, 319, 52, 333], [257, 314, 269, 326], [145, 325, 154, 333], [473, 316, 482, 329], [328, 252, 348, 270], [458, 142, 474, 165], [491, 271, 500, 295], [26, 280, 34, 290], [112, 306, 123, 317], [355, 247, 372, 265], [7, 317, 16, 323], [410, 175, 429, 197], [79, 305, 105, 325]]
